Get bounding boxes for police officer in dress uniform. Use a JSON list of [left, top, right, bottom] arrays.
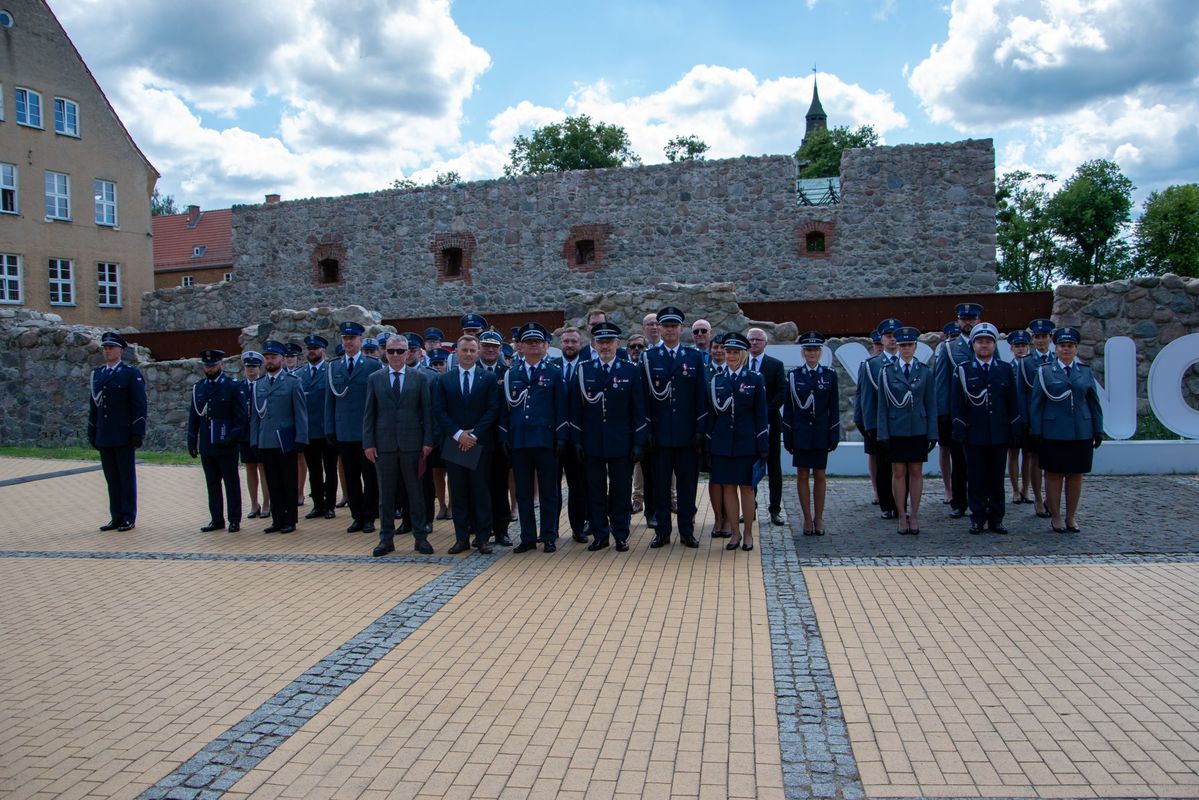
[[936, 302, 983, 518], [1006, 329, 1033, 504], [856, 319, 902, 520], [782, 332, 840, 537], [283, 342, 302, 375], [89, 332, 147, 532], [478, 330, 514, 545], [936, 321, 962, 504], [855, 329, 883, 506], [642, 306, 707, 549], [300, 335, 338, 520], [950, 322, 1021, 534], [570, 322, 647, 552], [251, 340, 309, 533], [876, 327, 938, 536], [1020, 318, 1056, 518], [500, 322, 568, 553], [325, 321, 383, 534], [238, 352, 270, 519], [448, 314, 488, 370], [187, 349, 247, 532]]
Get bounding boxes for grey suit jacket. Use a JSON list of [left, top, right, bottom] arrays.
[[362, 367, 434, 453], [249, 373, 309, 449]]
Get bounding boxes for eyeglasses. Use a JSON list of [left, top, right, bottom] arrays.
[[385, 349, 407, 355], [748, 337, 767, 343], [627, 343, 645, 350], [692, 328, 710, 334]]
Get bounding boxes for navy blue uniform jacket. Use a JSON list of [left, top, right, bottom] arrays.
[[568, 358, 648, 457], [642, 345, 707, 446], [704, 368, 769, 457], [499, 359, 568, 449], [187, 374, 248, 455], [782, 365, 840, 451], [88, 362, 148, 447], [950, 359, 1022, 446]]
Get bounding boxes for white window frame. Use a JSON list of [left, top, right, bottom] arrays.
[[48, 257, 74, 306], [223, 272, 233, 282], [16, 87, 42, 128], [97, 261, 121, 307], [192, 245, 206, 258], [44, 171, 70, 220], [94, 179, 117, 227], [53, 97, 79, 137], [1, 163, 17, 214], [181, 275, 194, 288], [0, 253, 22, 304]]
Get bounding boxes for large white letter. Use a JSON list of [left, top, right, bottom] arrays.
[[1148, 333, 1199, 439], [1094, 336, 1137, 440], [835, 342, 870, 384]]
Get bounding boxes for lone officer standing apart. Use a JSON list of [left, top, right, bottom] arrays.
[[251, 341, 309, 533], [89, 332, 147, 532], [571, 322, 647, 552], [326, 321, 383, 534], [300, 335, 338, 520], [642, 306, 707, 549], [187, 349, 247, 532], [500, 322, 568, 553]]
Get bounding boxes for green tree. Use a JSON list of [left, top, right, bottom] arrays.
[[996, 170, 1060, 291], [504, 115, 640, 176], [664, 134, 709, 162], [390, 171, 462, 191], [1046, 159, 1136, 284], [795, 124, 879, 178], [1135, 183, 1199, 277], [150, 188, 178, 216]]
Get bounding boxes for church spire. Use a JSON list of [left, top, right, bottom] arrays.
[[802, 71, 827, 148]]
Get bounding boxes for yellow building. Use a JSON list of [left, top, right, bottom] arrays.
[[0, 0, 157, 327]]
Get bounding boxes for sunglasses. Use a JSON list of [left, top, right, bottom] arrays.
[[385, 348, 407, 355], [692, 328, 710, 334], [628, 343, 645, 349]]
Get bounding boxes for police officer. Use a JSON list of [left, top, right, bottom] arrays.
[[557, 326, 590, 543], [1020, 318, 1056, 518], [857, 329, 883, 506], [188, 349, 247, 532], [782, 332, 840, 537], [238, 352, 270, 520], [950, 322, 1021, 534], [1006, 329, 1032, 504], [570, 322, 647, 552], [88, 332, 147, 532], [478, 330, 514, 545], [300, 335, 338, 520], [448, 314, 488, 370], [251, 340, 309, 533], [500, 322, 568, 553], [282, 342, 302, 375], [642, 306, 707, 549], [326, 321, 383, 534], [936, 302, 982, 518], [876, 327, 938, 536], [856, 319, 902, 520], [936, 321, 962, 504]]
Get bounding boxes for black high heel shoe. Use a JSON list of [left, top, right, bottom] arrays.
[[1066, 522, 1081, 533], [741, 537, 754, 551], [726, 535, 742, 551]]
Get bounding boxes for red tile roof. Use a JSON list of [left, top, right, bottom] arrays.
[[153, 209, 233, 272]]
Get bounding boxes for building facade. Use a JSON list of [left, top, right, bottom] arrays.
[[0, 0, 157, 327], [152, 205, 234, 290]]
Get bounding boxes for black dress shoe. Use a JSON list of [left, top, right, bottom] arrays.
[[572, 531, 588, 543], [264, 525, 282, 533], [278, 525, 296, 534], [227, 523, 240, 532], [372, 542, 395, 557], [908, 528, 920, 536], [803, 529, 816, 537], [1066, 524, 1081, 533], [587, 540, 610, 551], [543, 541, 557, 553], [362, 522, 376, 534], [1052, 525, 1067, 533], [969, 523, 985, 534], [949, 508, 966, 518], [448, 541, 471, 555], [346, 520, 364, 533], [201, 522, 225, 532], [100, 521, 120, 531], [741, 541, 754, 551], [397, 522, 413, 534], [646, 515, 658, 528], [116, 522, 135, 532], [989, 523, 1008, 534], [725, 539, 741, 550], [712, 529, 733, 538], [246, 510, 260, 519], [513, 542, 537, 553], [770, 513, 786, 526], [881, 510, 898, 520], [414, 539, 434, 555], [476, 542, 494, 554], [336, 499, 348, 508], [814, 529, 826, 536], [649, 535, 669, 548], [496, 535, 513, 547], [304, 509, 322, 519], [324, 509, 336, 519], [681, 534, 700, 548], [615, 541, 629, 552]]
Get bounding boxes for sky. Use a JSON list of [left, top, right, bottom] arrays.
[[51, 0, 1199, 211]]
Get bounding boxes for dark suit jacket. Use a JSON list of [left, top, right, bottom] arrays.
[[752, 353, 786, 413], [432, 367, 501, 449], [88, 362, 148, 448], [362, 367, 433, 453]]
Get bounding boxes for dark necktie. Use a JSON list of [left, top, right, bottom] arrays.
[[346, 356, 354, 375], [666, 349, 675, 367], [603, 362, 611, 376], [1065, 365, 1073, 379], [566, 363, 574, 383], [392, 371, 402, 400], [982, 362, 990, 375], [462, 369, 470, 397], [269, 375, 275, 385], [904, 363, 911, 381], [752, 357, 759, 372]]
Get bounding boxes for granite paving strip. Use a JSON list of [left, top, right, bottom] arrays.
[[0, 463, 103, 487], [0, 457, 101, 481], [0, 549, 455, 566]]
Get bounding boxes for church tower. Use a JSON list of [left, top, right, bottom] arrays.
[[801, 75, 828, 149]]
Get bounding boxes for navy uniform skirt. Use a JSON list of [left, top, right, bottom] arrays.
[[239, 441, 261, 464], [886, 435, 929, 464], [1039, 439, 1093, 474], [792, 449, 829, 470], [710, 454, 757, 486]]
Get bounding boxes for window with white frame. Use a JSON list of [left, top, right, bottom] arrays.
[[94, 179, 116, 226], [1, 163, 16, 214], [48, 257, 74, 305], [97, 262, 120, 307], [44, 171, 69, 219], [0, 254, 21, 304], [16, 87, 42, 128], [53, 98, 79, 136], [181, 275, 194, 287], [223, 272, 233, 282]]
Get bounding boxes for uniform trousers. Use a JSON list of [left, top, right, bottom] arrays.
[[868, 431, 897, 513], [585, 454, 633, 544], [201, 451, 241, 524], [559, 444, 589, 535], [653, 445, 698, 538], [260, 448, 298, 528], [511, 447, 560, 544], [337, 440, 378, 524], [447, 450, 492, 547], [303, 437, 338, 512], [376, 450, 427, 543], [488, 447, 512, 541], [99, 445, 137, 524], [940, 417, 968, 511], [964, 444, 1007, 526], [766, 409, 783, 515]]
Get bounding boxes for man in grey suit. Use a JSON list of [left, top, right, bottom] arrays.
[[250, 340, 309, 533], [364, 335, 435, 556], [326, 321, 384, 534]]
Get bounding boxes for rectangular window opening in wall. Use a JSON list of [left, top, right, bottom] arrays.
[[318, 258, 340, 284], [1, 163, 17, 214], [54, 98, 79, 137], [97, 262, 121, 307], [48, 257, 74, 305], [181, 275, 194, 288], [94, 179, 117, 227], [16, 88, 42, 128], [575, 239, 596, 266], [44, 172, 70, 220], [806, 231, 826, 253], [192, 245, 206, 258], [223, 272, 233, 282], [442, 247, 463, 277], [0, 254, 22, 304]]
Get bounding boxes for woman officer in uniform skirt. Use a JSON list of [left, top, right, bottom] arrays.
[[876, 326, 938, 535], [705, 332, 768, 551], [704, 336, 735, 539], [1028, 327, 1104, 533], [782, 331, 840, 537]]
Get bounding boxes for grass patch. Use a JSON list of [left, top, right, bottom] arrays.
[[0, 446, 196, 466]]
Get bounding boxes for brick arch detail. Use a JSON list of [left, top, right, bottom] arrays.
[[796, 220, 835, 259], [562, 223, 613, 272], [311, 241, 347, 286], [428, 232, 477, 284]]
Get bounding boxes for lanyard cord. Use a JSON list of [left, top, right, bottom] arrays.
[[191, 381, 211, 417], [644, 356, 673, 401], [709, 373, 735, 423], [956, 364, 989, 407], [882, 365, 914, 409], [1037, 363, 1074, 408], [788, 370, 816, 411], [326, 360, 351, 398], [503, 366, 529, 408]]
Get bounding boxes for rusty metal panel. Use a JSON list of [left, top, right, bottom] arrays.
[[125, 328, 243, 361], [384, 310, 566, 341]]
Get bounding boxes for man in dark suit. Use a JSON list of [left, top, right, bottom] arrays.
[[746, 327, 787, 526], [89, 332, 147, 532], [433, 334, 501, 554], [556, 326, 589, 542], [250, 341, 309, 533], [299, 335, 337, 519], [364, 335, 435, 556], [187, 349, 247, 532], [325, 321, 383, 533]]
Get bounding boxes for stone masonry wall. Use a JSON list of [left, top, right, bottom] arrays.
[[141, 140, 997, 331]]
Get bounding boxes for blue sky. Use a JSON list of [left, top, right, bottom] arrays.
[[53, 0, 1199, 211]]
